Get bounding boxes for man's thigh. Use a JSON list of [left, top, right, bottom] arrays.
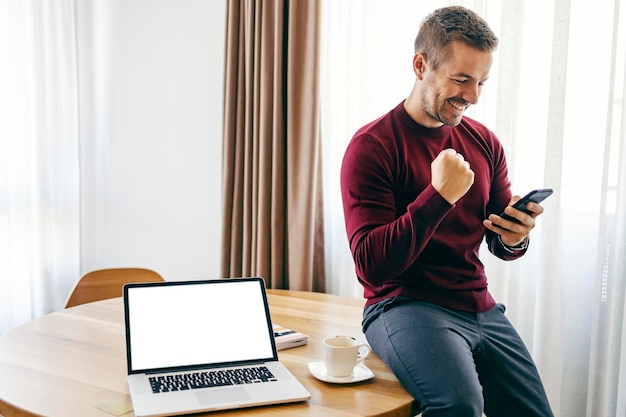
[[476, 305, 554, 417], [365, 298, 484, 416]]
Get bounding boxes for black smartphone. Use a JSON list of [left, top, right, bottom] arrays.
[[499, 188, 553, 224]]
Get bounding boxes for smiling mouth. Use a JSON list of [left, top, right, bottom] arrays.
[[447, 99, 467, 111]]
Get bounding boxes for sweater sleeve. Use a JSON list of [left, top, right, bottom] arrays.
[[480, 132, 528, 262], [485, 229, 529, 260], [340, 133, 454, 287]]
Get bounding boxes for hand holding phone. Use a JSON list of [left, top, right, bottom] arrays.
[[499, 188, 553, 224]]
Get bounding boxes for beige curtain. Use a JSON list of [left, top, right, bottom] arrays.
[[222, 0, 325, 292]]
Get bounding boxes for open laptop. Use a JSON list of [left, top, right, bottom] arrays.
[[123, 277, 311, 417]]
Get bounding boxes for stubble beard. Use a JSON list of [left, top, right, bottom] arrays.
[[420, 83, 464, 127]]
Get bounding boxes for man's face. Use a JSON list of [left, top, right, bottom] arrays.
[[416, 41, 493, 128]]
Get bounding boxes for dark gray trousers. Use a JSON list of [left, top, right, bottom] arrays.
[[363, 297, 554, 417]]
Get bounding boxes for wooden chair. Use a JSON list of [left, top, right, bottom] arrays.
[[64, 268, 164, 308]]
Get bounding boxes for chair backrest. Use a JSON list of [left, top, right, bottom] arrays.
[[64, 268, 165, 308]]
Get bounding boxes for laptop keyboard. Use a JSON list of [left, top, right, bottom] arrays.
[[149, 366, 277, 394]]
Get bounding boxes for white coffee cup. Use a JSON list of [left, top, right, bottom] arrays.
[[323, 336, 371, 377]]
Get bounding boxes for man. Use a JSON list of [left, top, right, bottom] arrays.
[[340, 6, 554, 417]]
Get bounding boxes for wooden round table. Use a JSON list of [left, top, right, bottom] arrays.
[[0, 289, 415, 417]]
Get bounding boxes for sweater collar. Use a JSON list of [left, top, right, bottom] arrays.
[[394, 100, 452, 140]]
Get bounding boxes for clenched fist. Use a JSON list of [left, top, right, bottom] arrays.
[[431, 148, 474, 204]]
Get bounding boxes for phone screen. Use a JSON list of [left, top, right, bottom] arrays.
[[499, 188, 553, 223]]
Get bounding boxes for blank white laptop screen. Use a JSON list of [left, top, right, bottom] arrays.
[[126, 279, 276, 372]]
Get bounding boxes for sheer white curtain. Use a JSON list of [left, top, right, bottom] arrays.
[[321, 1, 626, 416], [0, 0, 80, 333]]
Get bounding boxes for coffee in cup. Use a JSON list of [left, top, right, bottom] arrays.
[[323, 336, 371, 377]]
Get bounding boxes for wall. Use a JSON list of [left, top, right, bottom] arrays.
[[76, 0, 226, 281]]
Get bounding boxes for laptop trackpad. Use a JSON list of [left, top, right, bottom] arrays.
[[196, 387, 250, 406]]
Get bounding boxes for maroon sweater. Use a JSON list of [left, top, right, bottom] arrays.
[[341, 102, 526, 312]]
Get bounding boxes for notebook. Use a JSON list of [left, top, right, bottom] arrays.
[[273, 324, 308, 350], [123, 277, 311, 417]]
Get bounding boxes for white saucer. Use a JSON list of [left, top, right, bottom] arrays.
[[308, 361, 375, 384]]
